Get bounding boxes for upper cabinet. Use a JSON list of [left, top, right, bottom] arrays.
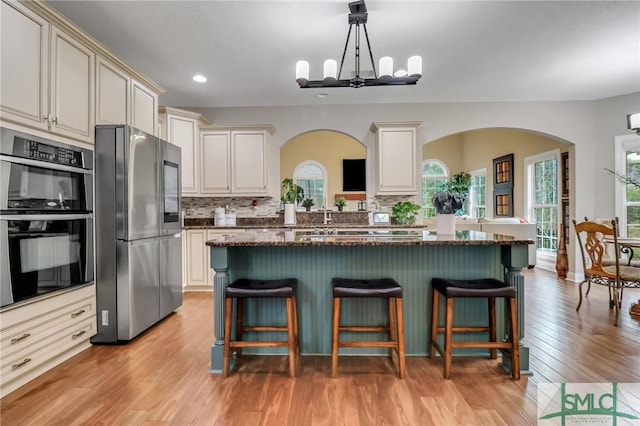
[[131, 79, 158, 136], [1, 1, 94, 143], [199, 125, 275, 197], [158, 107, 212, 194], [1, 1, 163, 144], [96, 56, 129, 126], [96, 57, 162, 136], [370, 121, 421, 195]]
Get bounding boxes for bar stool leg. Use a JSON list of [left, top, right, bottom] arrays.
[[292, 295, 300, 356], [488, 297, 497, 359], [509, 297, 520, 380], [429, 289, 439, 359], [331, 297, 341, 378], [396, 297, 406, 379], [286, 298, 296, 378], [388, 298, 397, 361], [223, 297, 234, 377], [235, 298, 244, 358], [444, 297, 454, 379]]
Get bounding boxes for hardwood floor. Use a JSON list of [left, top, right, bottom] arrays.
[[2, 269, 639, 425]]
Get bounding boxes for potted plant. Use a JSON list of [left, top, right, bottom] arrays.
[[302, 198, 315, 212], [281, 178, 304, 225], [431, 172, 471, 234], [334, 197, 347, 212], [391, 201, 421, 225]]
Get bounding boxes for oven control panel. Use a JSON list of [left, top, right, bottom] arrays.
[[17, 136, 83, 167]]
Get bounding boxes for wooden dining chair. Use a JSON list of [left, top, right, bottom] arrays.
[[573, 218, 640, 326]]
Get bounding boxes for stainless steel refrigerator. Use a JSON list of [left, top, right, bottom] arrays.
[[93, 124, 182, 343]]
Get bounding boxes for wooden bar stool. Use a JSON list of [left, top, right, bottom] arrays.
[[429, 277, 520, 380], [223, 278, 299, 377], [331, 277, 406, 379]]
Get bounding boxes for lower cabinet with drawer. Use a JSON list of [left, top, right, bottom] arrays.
[[0, 284, 96, 398], [184, 229, 245, 291]]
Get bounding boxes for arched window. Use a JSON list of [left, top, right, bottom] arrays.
[[293, 161, 327, 210], [422, 160, 449, 217]]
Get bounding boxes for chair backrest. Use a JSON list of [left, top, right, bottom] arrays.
[[573, 218, 620, 279]]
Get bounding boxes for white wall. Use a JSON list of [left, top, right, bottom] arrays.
[[191, 92, 640, 277]]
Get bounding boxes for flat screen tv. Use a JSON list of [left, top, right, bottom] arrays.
[[342, 159, 366, 191]]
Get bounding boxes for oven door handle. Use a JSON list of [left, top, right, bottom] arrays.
[[0, 213, 93, 221], [0, 155, 92, 174]]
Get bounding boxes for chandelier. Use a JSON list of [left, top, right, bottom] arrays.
[[295, 0, 422, 89]]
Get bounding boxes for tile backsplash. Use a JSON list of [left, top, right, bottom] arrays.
[[182, 195, 420, 218], [182, 197, 279, 218]]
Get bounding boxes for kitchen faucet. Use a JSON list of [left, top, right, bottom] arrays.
[[323, 198, 332, 225]]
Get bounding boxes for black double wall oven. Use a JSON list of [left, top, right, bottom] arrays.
[[0, 128, 94, 308]]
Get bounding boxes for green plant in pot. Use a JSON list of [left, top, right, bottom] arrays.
[[431, 172, 471, 215], [281, 178, 304, 225], [391, 201, 421, 225], [302, 198, 315, 212], [281, 178, 304, 206], [334, 197, 347, 212]]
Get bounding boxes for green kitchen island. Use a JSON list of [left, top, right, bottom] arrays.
[[206, 229, 532, 374]]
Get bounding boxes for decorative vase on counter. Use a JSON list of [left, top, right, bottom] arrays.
[[284, 203, 296, 226], [436, 214, 455, 235]]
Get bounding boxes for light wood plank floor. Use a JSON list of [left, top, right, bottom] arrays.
[[1, 269, 639, 425]]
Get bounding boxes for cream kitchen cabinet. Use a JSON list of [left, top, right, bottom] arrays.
[[96, 55, 129, 126], [199, 125, 275, 196], [131, 79, 158, 136], [1, 0, 95, 143], [96, 57, 164, 136], [0, 284, 96, 398], [183, 229, 244, 291], [200, 130, 231, 194], [370, 122, 421, 195], [158, 107, 212, 194], [185, 230, 209, 290]]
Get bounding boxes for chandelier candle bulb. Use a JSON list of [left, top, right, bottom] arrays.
[[296, 60, 310, 82], [379, 56, 393, 78], [408, 55, 422, 77], [323, 59, 337, 80]]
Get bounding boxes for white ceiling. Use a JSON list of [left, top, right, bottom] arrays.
[[47, 0, 640, 108]]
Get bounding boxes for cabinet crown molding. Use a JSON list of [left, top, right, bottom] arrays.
[[25, 0, 164, 95], [369, 121, 422, 133], [201, 124, 276, 136], [158, 106, 213, 126]]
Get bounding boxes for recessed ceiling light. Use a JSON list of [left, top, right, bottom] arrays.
[[317, 93, 328, 98], [193, 75, 207, 83], [393, 69, 408, 77]]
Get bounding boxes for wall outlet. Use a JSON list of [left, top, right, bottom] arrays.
[[101, 310, 109, 326]]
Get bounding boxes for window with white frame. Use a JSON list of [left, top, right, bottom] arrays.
[[525, 150, 560, 253], [469, 169, 486, 218], [293, 161, 326, 210], [422, 160, 449, 217], [614, 136, 640, 237]]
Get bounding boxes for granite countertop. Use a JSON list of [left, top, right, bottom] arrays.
[[186, 223, 426, 230], [183, 211, 391, 230], [205, 229, 533, 247]]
